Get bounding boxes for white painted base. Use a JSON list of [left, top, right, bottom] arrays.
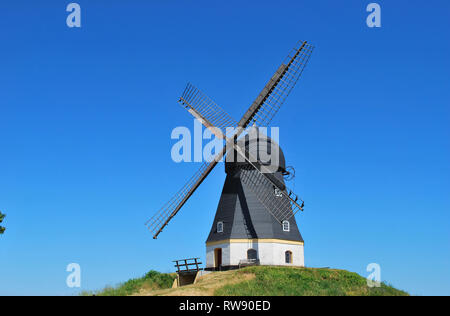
[[206, 239, 304, 268]]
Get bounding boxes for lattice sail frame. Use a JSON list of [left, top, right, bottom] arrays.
[[239, 167, 303, 222], [146, 41, 313, 238], [179, 83, 238, 138], [248, 41, 314, 127], [144, 150, 226, 239]]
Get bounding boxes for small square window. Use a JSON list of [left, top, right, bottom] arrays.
[[282, 220, 290, 232], [217, 221, 224, 233]]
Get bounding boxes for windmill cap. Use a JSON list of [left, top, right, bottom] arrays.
[[225, 129, 286, 174]]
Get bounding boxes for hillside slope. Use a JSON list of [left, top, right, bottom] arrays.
[[86, 266, 408, 296]]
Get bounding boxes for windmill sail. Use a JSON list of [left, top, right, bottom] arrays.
[[249, 42, 314, 126], [179, 83, 238, 138], [239, 166, 303, 223], [145, 149, 225, 239], [246, 41, 314, 127]]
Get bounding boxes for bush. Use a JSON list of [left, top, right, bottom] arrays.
[[144, 270, 175, 289]]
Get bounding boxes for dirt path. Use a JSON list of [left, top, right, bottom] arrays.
[[134, 270, 255, 296]]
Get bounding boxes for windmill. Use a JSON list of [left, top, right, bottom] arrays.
[[146, 41, 314, 270]]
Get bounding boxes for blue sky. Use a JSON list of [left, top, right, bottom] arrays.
[[0, 0, 449, 295]]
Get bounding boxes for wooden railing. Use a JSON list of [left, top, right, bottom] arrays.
[[173, 258, 202, 273]]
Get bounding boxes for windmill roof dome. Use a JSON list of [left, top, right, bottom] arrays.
[[225, 130, 286, 174]]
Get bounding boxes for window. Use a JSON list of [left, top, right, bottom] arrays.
[[282, 220, 290, 232], [285, 250, 292, 264], [247, 249, 257, 260], [217, 221, 223, 233], [274, 188, 283, 197]]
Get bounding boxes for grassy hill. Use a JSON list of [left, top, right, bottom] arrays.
[[83, 266, 408, 296]]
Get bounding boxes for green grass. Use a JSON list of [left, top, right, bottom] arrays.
[[82, 266, 408, 296], [214, 266, 409, 296], [80, 270, 176, 296]]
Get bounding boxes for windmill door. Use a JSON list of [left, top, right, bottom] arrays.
[[214, 248, 222, 269]]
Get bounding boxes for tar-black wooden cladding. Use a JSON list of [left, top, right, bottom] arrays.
[[206, 136, 304, 244]]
